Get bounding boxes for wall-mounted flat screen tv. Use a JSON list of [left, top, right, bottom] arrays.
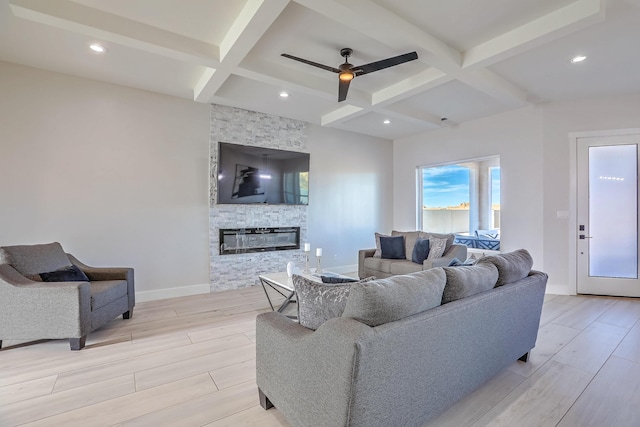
[[217, 142, 309, 205]]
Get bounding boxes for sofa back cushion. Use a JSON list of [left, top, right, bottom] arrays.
[[0, 242, 72, 281], [477, 249, 533, 286], [391, 230, 421, 261], [342, 268, 446, 327], [442, 263, 499, 304]]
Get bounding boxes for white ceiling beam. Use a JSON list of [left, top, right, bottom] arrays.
[[318, 69, 451, 127], [292, 0, 461, 72], [9, 0, 219, 67], [321, 105, 366, 127], [463, 0, 605, 69], [371, 69, 452, 107], [193, 0, 289, 102]]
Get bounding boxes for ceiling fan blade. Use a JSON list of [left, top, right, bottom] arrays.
[[281, 54, 341, 73], [353, 51, 418, 76], [338, 78, 351, 102]]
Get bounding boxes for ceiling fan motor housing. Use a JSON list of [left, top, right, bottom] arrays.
[[340, 47, 353, 58]]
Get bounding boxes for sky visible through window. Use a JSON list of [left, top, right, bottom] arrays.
[[422, 165, 501, 208], [422, 165, 470, 208]]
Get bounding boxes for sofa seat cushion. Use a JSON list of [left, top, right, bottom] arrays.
[[442, 263, 499, 304], [478, 249, 533, 286], [389, 260, 423, 275], [364, 257, 410, 274], [342, 268, 446, 327], [91, 280, 128, 311], [0, 242, 72, 281]]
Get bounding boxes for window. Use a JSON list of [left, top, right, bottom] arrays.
[[418, 156, 500, 249]]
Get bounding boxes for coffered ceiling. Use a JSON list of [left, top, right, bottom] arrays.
[[1, 0, 638, 140]]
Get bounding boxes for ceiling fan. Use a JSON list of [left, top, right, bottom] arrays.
[[281, 48, 418, 102]]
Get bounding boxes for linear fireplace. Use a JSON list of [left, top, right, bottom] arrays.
[[219, 227, 300, 255]]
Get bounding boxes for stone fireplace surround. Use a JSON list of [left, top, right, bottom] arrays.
[[209, 105, 308, 291]]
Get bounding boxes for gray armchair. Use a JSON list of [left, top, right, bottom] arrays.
[[0, 242, 134, 350]]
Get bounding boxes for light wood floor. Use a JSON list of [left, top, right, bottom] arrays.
[[1, 285, 639, 426]]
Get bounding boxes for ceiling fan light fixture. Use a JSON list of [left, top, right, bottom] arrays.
[[339, 71, 354, 82]]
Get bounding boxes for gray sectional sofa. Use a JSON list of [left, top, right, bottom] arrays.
[[359, 230, 468, 279], [256, 249, 547, 427]]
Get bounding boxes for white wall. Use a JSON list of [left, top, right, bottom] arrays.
[[542, 93, 640, 293], [0, 61, 394, 299], [0, 61, 211, 300], [307, 125, 393, 268], [394, 93, 640, 294], [394, 106, 544, 270]]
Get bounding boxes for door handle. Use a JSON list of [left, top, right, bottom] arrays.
[[579, 235, 593, 239]]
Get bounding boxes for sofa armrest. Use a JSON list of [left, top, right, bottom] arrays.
[[423, 244, 468, 269], [67, 253, 135, 309], [256, 312, 373, 426], [358, 248, 376, 279], [0, 264, 91, 338]]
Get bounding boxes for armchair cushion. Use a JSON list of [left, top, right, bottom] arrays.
[[40, 265, 89, 282], [0, 242, 72, 281], [90, 280, 128, 310]]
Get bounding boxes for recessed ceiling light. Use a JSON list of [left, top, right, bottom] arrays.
[[570, 55, 586, 64], [279, 91, 289, 98], [89, 43, 107, 53], [383, 119, 391, 124]]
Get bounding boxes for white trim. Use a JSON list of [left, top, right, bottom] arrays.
[[135, 283, 210, 303], [568, 128, 640, 296], [546, 284, 572, 295]]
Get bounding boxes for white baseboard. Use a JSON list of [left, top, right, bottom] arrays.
[[546, 284, 574, 295], [135, 283, 210, 303]]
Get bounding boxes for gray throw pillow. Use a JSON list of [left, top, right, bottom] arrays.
[[342, 268, 446, 327], [373, 232, 388, 258], [442, 263, 499, 304], [427, 237, 447, 259], [293, 274, 374, 330], [420, 232, 455, 252], [477, 249, 533, 286], [0, 242, 72, 281]]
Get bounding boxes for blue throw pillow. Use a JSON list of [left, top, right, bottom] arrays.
[[40, 265, 89, 282], [321, 273, 358, 283], [380, 235, 405, 259], [412, 237, 430, 264]]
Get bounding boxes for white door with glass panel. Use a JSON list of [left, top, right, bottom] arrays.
[[577, 135, 640, 297]]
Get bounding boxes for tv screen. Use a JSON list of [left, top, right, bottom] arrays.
[[217, 142, 309, 205]]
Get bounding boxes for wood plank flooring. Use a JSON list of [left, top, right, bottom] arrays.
[[1, 285, 639, 426]]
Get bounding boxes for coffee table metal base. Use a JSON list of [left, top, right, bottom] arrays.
[[259, 273, 297, 319]]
